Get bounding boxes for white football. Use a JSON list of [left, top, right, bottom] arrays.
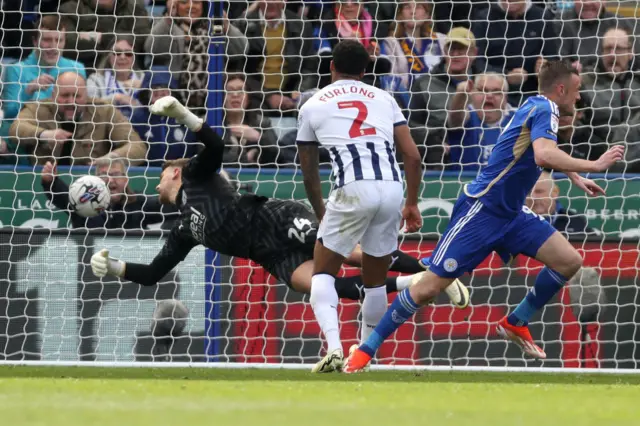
[[68, 175, 111, 218]]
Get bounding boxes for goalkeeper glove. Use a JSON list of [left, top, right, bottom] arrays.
[[91, 249, 125, 278]]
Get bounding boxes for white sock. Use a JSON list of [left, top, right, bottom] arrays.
[[309, 274, 342, 353], [361, 285, 387, 345], [179, 109, 203, 132]]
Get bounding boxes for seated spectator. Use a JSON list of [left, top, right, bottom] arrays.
[[144, 0, 210, 115], [580, 28, 640, 168], [472, 0, 560, 104], [222, 74, 281, 166], [382, 1, 445, 106], [9, 72, 147, 166], [222, 11, 250, 73], [148, 5, 248, 74], [526, 171, 599, 237], [0, 0, 58, 61], [59, 0, 151, 69], [556, 0, 638, 70], [445, 72, 514, 172], [86, 35, 144, 119], [131, 67, 200, 167], [556, 98, 594, 160], [234, 0, 318, 118], [1, 14, 86, 163], [314, 0, 390, 89], [41, 158, 177, 229], [409, 27, 480, 167]]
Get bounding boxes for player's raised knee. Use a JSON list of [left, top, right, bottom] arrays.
[[555, 248, 583, 279], [410, 271, 453, 305]]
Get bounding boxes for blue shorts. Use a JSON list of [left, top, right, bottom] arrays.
[[428, 195, 557, 278]]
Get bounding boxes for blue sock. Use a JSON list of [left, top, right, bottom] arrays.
[[360, 288, 420, 357], [508, 267, 567, 326]]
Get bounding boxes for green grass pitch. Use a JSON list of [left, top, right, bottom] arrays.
[[1, 366, 639, 426]]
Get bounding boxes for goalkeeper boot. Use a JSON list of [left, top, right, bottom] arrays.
[[445, 279, 470, 310], [496, 316, 547, 359], [311, 348, 344, 373], [419, 256, 432, 270], [343, 347, 372, 374]]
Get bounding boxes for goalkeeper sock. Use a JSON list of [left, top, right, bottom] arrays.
[[334, 276, 364, 300], [508, 267, 567, 327], [361, 285, 387, 344], [334, 276, 416, 300], [388, 250, 424, 274], [360, 288, 420, 357], [310, 273, 342, 353], [393, 275, 414, 292]]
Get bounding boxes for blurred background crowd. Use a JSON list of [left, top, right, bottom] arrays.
[[0, 0, 638, 174]]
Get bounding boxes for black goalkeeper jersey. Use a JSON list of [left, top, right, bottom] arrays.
[[124, 124, 271, 286]]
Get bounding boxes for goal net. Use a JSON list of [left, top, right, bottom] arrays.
[[0, 0, 639, 370]]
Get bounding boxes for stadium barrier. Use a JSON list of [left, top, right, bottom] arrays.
[[2, 166, 640, 238], [1, 228, 639, 369]]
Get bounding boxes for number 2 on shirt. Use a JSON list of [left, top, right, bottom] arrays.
[[338, 101, 377, 138]]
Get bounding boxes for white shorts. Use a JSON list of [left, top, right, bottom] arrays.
[[318, 180, 404, 258]]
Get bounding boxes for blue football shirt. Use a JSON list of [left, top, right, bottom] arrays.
[[464, 95, 560, 216]]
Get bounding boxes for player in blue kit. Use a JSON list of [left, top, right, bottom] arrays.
[[344, 60, 625, 372]]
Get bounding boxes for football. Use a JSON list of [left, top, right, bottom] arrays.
[[68, 175, 111, 218]]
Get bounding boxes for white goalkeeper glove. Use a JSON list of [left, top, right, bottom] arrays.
[[91, 249, 125, 278]]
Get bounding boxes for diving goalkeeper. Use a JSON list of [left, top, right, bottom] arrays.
[[90, 96, 468, 306]]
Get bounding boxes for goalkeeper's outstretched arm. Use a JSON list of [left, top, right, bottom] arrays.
[[91, 225, 198, 286]]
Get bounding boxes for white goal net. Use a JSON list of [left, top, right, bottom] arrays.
[[0, 0, 639, 369]]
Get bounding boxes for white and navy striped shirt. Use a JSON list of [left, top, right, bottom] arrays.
[[296, 80, 404, 188]]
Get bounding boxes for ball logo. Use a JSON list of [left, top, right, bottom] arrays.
[[78, 185, 102, 204], [444, 258, 458, 273]]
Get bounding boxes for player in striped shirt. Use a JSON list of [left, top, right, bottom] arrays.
[[297, 40, 423, 372], [345, 60, 625, 372]]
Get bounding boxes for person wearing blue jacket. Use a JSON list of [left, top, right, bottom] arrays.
[[130, 67, 200, 167]]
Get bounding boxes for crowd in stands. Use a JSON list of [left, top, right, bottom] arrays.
[[0, 0, 638, 175]]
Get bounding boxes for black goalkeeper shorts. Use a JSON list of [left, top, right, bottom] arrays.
[[251, 199, 318, 287]]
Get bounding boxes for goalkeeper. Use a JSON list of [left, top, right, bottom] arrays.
[[91, 96, 468, 306]]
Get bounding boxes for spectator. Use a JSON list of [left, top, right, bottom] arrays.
[[131, 67, 200, 167], [222, 74, 281, 166], [472, 0, 560, 104], [314, 0, 390, 89], [381, 1, 445, 107], [556, 97, 594, 160], [383, 1, 444, 84], [148, 5, 248, 74], [144, 0, 210, 115], [9, 72, 147, 166], [1, 14, 86, 164], [41, 158, 177, 229], [86, 35, 144, 119], [234, 0, 318, 118], [0, 0, 59, 61], [409, 27, 480, 167], [580, 28, 640, 170], [446, 72, 514, 172], [526, 170, 599, 237], [59, 0, 151, 69], [556, 0, 639, 70]]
